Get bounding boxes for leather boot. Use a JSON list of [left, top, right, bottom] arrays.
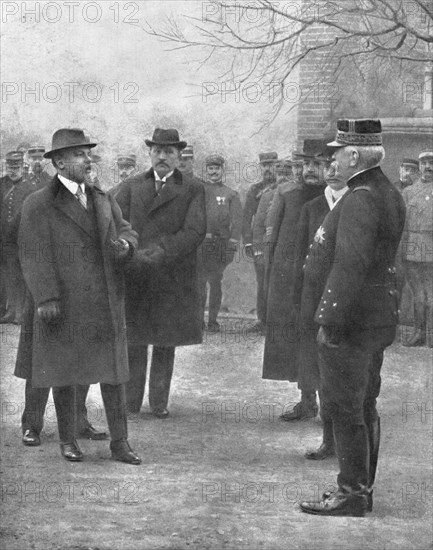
[[280, 391, 318, 421], [404, 303, 426, 346], [366, 417, 380, 513], [333, 422, 369, 496], [305, 421, 335, 460]]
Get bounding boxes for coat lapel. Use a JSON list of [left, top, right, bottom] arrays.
[[90, 185, 112, 244], [52, 177, 93, 237], [147, 169, 182, 214]]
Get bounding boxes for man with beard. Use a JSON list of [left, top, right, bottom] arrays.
[[262, 140, 325, 417], [0, 151, 35, 323], [115, 128, 206, 418], [242, 152, 278, 334], [393, 158, 419, 192], [198, 154, 242, 331], [16, 128, 141, 464], [401, 151, 433, 347], [300, 119, 405, 516], [288, 150, 348, 456]]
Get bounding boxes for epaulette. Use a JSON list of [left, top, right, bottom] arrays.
[[352, 185, 371, 193]]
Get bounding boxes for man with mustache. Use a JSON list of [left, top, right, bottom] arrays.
[[401, 151, 433, 347], [262, 140, 325, 415], [16, 128, 141, 464], [27, 146, 52, 189], [114, 128, 206, 418]]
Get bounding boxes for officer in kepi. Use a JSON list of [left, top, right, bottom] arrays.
[[118, 154, 137, 183], [197, 154, 242, 331], [299, 119, 406, 517], [27, 146, 52, 189]]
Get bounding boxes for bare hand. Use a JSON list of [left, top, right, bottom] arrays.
[[37, 300, 61, 323], [110, 238, 130, 260]]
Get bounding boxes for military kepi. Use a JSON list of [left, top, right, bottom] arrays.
[[205, 154, 225, 166], [44, 129, 97, 158], [327, 119, 382, 147], [5, 151, 24, 164]]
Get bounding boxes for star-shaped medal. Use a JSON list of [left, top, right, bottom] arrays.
[[314, 226, 326, 244]]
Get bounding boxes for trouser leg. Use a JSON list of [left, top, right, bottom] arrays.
[[208, 267, 224, 324], [52, 385, 76, 443], [21, 380, 50, 435], [318, 340, 370, 496], [100, 383, 128, 442], [149, 346, 175, 411], [364, 350, 383, 491], [197, 265, 208, 324], [405, 263, 426, 337], [254, 260, 266, 324], [125, 345, 148, 413], [76, 384, 92, 431]]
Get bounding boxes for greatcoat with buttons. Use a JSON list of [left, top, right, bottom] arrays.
[[14, 176, 138, 388]]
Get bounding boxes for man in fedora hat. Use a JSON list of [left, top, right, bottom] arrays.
[[0, 151, 36, 324], [114, 128, 206, 418], [262, 139, 326, 418], [401, 150, 433, 347], [299, 119, 405, 516], [15, 128, 141, 464], [242, 152, 278, 334], [197, 154, 242, 331]]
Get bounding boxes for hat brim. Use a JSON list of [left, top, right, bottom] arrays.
[[326, 140, 347, 148], [145, 140, 187, 149], [44, 142, 97, 159]]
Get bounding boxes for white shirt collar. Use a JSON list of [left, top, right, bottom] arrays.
[[325, 185, 348, 210], [58, 174, 85, 194], [153, 169, 174, 183]]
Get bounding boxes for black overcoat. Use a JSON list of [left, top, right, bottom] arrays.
[[15, 177, 138, 388], [114, 168, 206, 347]]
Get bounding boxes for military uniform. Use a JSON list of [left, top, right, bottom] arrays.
[[242, 152, 278, 329], [198, 158, 242, 328], [300, 119, 406, 517], [401, 152, 433, 347], [0, 153, 36, 323]]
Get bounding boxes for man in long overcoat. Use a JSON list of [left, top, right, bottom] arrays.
[[114, 128, 206, 418], [262, 140, 325, 416], [300, 119, 406, 516], [15, 128, 141, 464]]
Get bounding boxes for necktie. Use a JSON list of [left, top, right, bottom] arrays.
[[75, 184, 87, 209], [155, 179, 164, 194]]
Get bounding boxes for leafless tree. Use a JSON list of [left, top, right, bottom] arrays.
[[145, 0, 432, 124]]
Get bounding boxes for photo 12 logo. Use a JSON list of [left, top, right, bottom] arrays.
[[1, 2, 140, 24]]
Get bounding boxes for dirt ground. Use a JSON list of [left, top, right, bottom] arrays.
[[0, 321, 432, 550]]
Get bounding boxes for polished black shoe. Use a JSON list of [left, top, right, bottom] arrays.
[[300, 491, 368, 517], [152, 408, 169, 419], [110, 439, 142, 465], [207, 321, 220, 332], [280, 402, 318, 421], [403, 329, 425, 347], [305, 443, 335, 460], [60, 440, 83, 462], [22, 429, 41, 447], [322, 490, 373, 513], [78, 425, 108, 440]]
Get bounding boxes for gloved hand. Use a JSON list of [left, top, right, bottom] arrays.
[[37, 300, 61, 323], [109, 238, 131, 260], [317, 325, 344, 349], [134, 244, 165, 266]]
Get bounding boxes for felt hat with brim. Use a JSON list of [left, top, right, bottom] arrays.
[[293, 139, 327, 159], [327, 119, 382, 148], [5, 151, 24, 165], [145, 128, 187, 149], [44, 129, 97, 159]]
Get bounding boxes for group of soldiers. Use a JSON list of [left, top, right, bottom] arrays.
[[0, 119, 432, 517]]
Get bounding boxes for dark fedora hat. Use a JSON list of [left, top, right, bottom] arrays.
[[293, 139, 327, 159], [145, 128, 187, 149], [44, 128, 97, 159]]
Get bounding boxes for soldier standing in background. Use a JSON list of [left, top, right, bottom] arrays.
[[393, 158, 419, 192], [242, 152, 278, 334], [0, 151, 35, 324], [27, 146, 52, 189], [401, 151, 433, 347], [198, 154, 242, 331]]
